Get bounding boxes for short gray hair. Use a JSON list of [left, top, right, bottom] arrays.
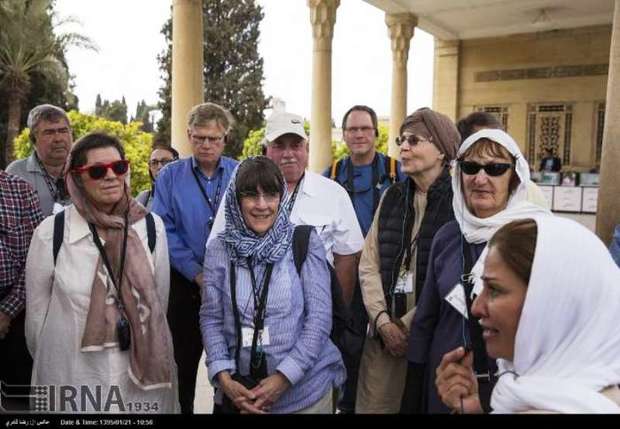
[[27, 104, 70, 142], [187, 102, 235, 132]]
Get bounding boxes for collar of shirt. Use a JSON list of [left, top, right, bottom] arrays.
[[66, 207, 95, 245], [299, 170, 318, 197], [191, 156, 223, 180], [26, 152, 44, 174]]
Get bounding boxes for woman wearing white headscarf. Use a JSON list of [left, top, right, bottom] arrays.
[[436, 216, 620, 413], [402, 129, 550, 413]]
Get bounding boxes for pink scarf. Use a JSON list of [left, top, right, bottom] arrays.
[[65, 161, 173, 390]]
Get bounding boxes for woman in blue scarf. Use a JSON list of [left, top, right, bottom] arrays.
[[200, 156, 345, 414]]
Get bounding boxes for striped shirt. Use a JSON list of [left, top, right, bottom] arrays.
[[200, 228, 345, 413], [0, 171, 43, 318]]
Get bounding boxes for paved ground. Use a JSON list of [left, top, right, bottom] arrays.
[[191, 212, 596, 414]]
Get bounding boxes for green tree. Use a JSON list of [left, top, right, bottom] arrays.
[[0, 0, 94, 168], [95, 95, 128, 124], [13, 111, 153, 195], [132, 100, 156, 133], [156, 0, 269, 158]]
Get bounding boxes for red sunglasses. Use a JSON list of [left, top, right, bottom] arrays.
[[73, 160, 130, 180]]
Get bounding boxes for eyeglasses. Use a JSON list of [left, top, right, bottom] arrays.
[[459, 161, 513, 177], [190, 134, 225, 145], [73, 160, 130, 180], [238, 191, 280, 203], [149, 158, 175, 167], [345, 126, 375, 134], [395, 134, 432, 147]]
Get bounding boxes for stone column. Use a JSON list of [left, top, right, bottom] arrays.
[[386, 13, 417, 158], [433, 39, 460, 121], [596, 0, 620, 244], [171, 0, 204, 156], [308, 0, 340, 173]]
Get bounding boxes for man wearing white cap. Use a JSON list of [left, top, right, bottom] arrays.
[[210, 112, 363, 302]]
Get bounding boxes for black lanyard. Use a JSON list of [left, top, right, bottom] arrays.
[[191, 166, 223, 217], [246, 257, 273, 331], [35, 153, 66, 203], [88, 214, 129, 309], [460, 237, 494, 381], [286, 173, 304, 215], [344, 154, 382, 214]]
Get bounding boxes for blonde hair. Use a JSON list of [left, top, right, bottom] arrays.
[[187, 102, 235, 131]]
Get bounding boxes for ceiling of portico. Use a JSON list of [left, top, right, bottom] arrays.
[[363, 0, 614, 40]]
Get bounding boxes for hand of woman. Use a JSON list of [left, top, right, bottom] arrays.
[[251, 372, 291, 412], [217, 371, 265, 414], [435, 347, 483, 414], [378, 322, 408, 357]]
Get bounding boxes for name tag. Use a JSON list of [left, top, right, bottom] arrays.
[[445, 283, 468, 319], [394, 271, 414, 294], [241, 326, 270, 348]]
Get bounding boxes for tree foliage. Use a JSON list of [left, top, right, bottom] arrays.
[[95, 94, 128, 124], [156, 0, 269, 157], [0, 0, 94, 167], [13, 111, 152, 195]]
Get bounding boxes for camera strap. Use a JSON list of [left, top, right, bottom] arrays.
[[230, 260, 274, 379], [88, 212, 129, 313]]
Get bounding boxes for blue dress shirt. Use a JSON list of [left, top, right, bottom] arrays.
[[152, 156, 238, 282]]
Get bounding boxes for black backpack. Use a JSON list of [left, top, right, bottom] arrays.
[[291, 225, 364, 358], [52, 210, 157, 264]]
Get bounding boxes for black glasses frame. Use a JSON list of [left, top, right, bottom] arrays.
[[459, 161, 513, 177]]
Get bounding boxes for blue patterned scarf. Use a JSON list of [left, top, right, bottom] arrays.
[[219, 163, 293, 267]]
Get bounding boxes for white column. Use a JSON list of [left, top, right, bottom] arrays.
[[308, 0, 340, 172], [171, 0, 204, 156], [386, 13, 417, 158], [596, 0, 620, 244]]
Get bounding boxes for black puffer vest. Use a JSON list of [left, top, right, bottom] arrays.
[[377, 168, 454, 308]]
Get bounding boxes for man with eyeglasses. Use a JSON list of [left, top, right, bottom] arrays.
[[7, 104, 72, 217], [151, 102, 238, 414], [321, 105, 405, 413]]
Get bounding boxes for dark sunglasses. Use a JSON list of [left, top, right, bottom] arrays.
[[73, 160, 130, 180], [459, 161, 513, 177], [395, 134, 432, 147]]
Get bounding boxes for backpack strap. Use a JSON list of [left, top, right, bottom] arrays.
[[292, 225, 313, 275], [329, 159, 342, 181], [53, 210, 65, 265], [384, 155, 397, 184], [145, 212, 156, 253]]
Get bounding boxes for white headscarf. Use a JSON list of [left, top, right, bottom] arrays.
[[453, 128, 549, 244], [492, 216, 620, 413], [452, 129, 551, 295]]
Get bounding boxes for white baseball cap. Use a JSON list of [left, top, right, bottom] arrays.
[[264, 112, 307, 145]]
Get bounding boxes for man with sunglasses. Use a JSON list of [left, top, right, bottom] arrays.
[[7, 104, 72, 217], [151, 102, 238, 414]]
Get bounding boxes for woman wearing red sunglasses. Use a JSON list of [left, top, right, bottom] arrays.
[[25, 132, 179, 413]]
